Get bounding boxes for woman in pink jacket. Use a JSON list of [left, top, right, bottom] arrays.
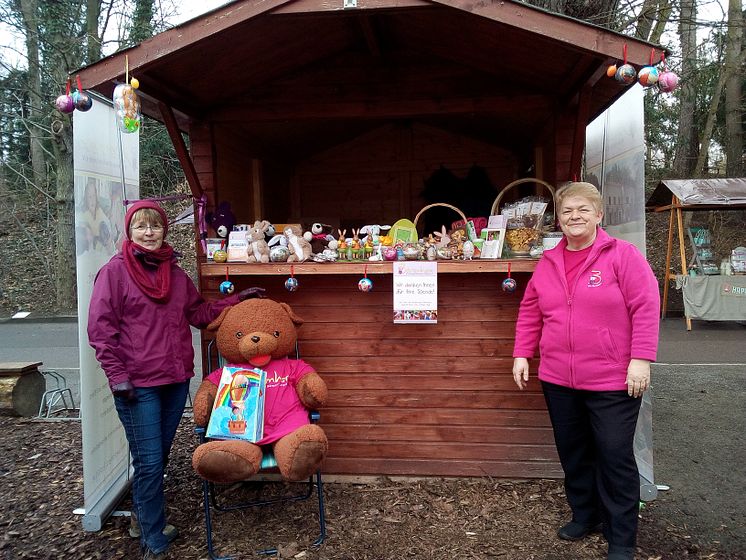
[[88, 200, 263, 560], [512, 182, 660, 560]]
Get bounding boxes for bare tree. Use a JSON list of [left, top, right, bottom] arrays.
[[724, 0, 743, 177], [672, 0, 698, 177]]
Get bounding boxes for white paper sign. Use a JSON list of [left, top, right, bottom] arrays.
[[392, 261, 438, 324]]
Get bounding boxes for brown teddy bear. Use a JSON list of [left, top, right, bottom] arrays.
[[192, 298, 328, 483]]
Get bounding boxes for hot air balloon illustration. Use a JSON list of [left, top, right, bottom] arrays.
[[227, 372, 251, 434]]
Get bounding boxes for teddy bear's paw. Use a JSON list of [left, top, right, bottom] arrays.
[[192, 441, 263, 484], [274, 425, 328, 481]]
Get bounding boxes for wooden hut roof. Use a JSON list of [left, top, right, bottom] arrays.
[[78, 0, 662, 157]]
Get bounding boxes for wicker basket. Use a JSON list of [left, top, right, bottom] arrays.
[[413, 203, 468, 232], [491, 178, 556, 216]]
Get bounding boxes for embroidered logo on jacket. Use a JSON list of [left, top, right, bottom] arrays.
[[587, 270, 602, 288]]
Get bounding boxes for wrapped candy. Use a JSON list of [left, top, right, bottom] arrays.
[[113, 82, 141, 133]]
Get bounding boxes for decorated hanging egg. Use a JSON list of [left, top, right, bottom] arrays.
[[637, 66, 659, 87], [285, 277, 299, 292], [615, 64, 637, 85], [130, 77, 140, 89], [72, 90, 93, 112], [606, 64, 618, 78], [219, 280, 235, 294], [358, 277, 373, 292], [113, 83, 141, 133], [55, 94, 75, 114], [657, 71, 679, 93], [502, 277, 517, 293], [212, 249, 228, 263]]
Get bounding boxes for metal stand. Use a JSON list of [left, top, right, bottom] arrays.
[[37, 370, 79, 420]]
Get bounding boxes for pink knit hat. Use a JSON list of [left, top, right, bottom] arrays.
[[124, 200, 169, 239]]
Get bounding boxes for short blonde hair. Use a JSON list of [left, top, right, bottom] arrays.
[[555, 182, 603, 213], [129, 208, 164, 228]]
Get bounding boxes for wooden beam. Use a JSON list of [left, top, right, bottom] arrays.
[[569, 86, 591, 178], [358, 14, 381, 58], [77, 0, 295, 91], [428, 0, 661, 65], [208, 94, 551, 121], [159, 102, 203, 198], [272, 0, 428, 12]]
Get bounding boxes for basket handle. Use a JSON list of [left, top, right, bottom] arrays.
[[413, 203, 468, 232], [491, 178, 556, 216]]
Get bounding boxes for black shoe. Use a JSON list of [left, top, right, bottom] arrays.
[[557, 520, 603, 541], [607, 546, 635, 560]]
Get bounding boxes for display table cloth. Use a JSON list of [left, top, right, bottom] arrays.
[[676, 275, 746, 321]]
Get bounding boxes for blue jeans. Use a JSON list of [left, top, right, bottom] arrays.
[[114, 382, 189, 554]]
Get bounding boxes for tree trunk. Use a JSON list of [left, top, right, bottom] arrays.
[[672, 0, 698, 177], [17, 0, 47, 190], [694, 63, 727, 175], [51, 115, 76, 312], [128, 0, 155, 45], [724, 0, 743, 177], [85, 0, 102, 64]]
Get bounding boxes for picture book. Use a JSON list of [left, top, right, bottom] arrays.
[[205, 366, 266, 442]]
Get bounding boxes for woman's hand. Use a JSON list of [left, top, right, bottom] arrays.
[[237, 287, 266, 300], [512, 358, 530, 390], [112, 381, 136, 402], [626, 358, 651, 398]]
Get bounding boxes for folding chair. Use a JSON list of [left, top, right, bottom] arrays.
[[195, 339, 327, 559]]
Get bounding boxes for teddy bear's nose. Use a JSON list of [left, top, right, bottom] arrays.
[[251, 335, 260, 343]]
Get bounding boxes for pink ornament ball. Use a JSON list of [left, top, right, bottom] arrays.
[[615, 64, 637, 85], [657, 71, 679, 93], [55, 94, 74, 113], [637, 66, 659, 87]]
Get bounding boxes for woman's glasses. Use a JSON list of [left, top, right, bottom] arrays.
[[130, 224, 164, 232]]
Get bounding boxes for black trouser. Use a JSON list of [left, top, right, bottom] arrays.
[[541, 381, 642, 549]]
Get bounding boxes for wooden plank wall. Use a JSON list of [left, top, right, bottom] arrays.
[[201, 272, 561, 479], [291, 123, 519, 229]]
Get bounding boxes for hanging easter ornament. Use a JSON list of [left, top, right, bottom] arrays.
[[501, 262, 517, 293], [606, 64, 618, 78], [637, 49, 659, 88], [219, 267, 235, 295], [113, 56, 141, 133], [285, 265, 299, 292], [55, 78, 75, 114], [657, 54, 679, 93], [71, 75, 93, 112], [358, 265, 373, 292], [614, 44, 637, 86]]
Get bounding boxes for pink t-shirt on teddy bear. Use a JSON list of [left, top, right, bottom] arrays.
[[207, 356, 315, 446]]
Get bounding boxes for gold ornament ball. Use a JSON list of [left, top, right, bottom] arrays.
[[213, 249, 228, 263], [130, 77, 140, 89]]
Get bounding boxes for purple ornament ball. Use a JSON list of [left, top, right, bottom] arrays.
[[358, 277, 373, 292], [657, 71, 679, 93], [615, 64, 637, 85], [55, 94, 74, 114], [501, 277, 517, 293], [285, 277, 299, 292], [637, 66, 659, 87]]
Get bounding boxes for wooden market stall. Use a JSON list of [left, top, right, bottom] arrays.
[[647, 178, 746, 331], [78, 0, 660, 479]]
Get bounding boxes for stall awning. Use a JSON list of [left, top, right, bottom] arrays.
[[647, 178, 746, 209]]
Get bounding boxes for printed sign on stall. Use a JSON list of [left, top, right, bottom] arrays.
[[392, 261, 438, 324]]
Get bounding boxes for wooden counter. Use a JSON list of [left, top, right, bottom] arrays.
[[198, 258, 562, 479]]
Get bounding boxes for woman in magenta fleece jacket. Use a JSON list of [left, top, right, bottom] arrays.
[[512, 182, 659, 560]]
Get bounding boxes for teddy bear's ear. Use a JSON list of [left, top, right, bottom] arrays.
[[280, 303, 304, 326], [207, 307, 232, 332]]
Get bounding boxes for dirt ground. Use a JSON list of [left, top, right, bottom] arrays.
[[1, 358, 745, 560]]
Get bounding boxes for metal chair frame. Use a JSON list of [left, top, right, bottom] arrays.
[[196, 339, 327, 559], [37, 370, 79, 420]]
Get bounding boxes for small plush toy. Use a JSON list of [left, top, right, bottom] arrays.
[[208, 202, 236, 239], [246, 220, 270, 264], [193, 298, 329, 483], [283, 224, 313, 262], [304, 223, 336, 254]]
